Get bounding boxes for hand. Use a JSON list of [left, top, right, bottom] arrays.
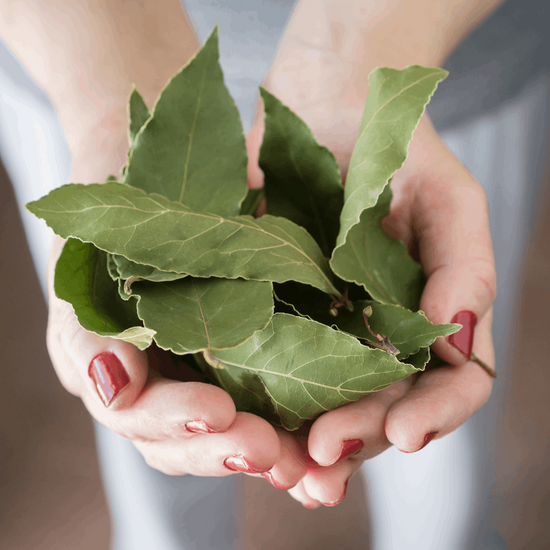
[[46, 236, 286, 478], [246, 8, 497, 506], [284, 119, 496, 508]]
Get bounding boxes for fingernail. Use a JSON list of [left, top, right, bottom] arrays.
[[185, 419, 217, 434], [261, 471, 296, 491], [419, 431, 438, 450], [448, 311, 477, 359], [322, 479, 349, 507], [223, 454, 269, 474], [333, 439, 364, 465], [88, 352, 129, 407], [402, 431, 438, 453], [303, 503, 319, 509]]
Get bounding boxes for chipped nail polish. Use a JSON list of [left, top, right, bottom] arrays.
[[334, 439, 364, 464], [223, 454, 269, 474], [261, 471, 296, 491], [185, 419, 217, 434], [322, 479, 349, 507]]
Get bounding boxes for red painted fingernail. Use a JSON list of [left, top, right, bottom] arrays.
[[303, 503, 319, 509], [322, 479, 349, 507], [448, 311, 477, 359], [403, 431, 439, 453], [334, 439, 364, 464], [419, 431, 438, 450], [185, 419, 217, 434], [88, 352, 129, 407], [261, 471, 296, 491], [223, 454, 269, 474]]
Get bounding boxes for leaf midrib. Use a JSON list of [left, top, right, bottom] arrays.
[[35, 194, 339, 295]]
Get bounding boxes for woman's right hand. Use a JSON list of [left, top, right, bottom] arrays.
[[46, 235, 301, 479]]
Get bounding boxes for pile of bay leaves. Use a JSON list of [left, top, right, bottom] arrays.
[[27, 28, 460, 430]]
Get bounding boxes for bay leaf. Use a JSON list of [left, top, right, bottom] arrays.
[[128, 86, 150, 146], [112, 254, 186, 290], [54, 238, 155, 350], [210, 313, 419, 430], [331, 66, 447, 309], [332, 185, 425, 310], [402, 346, 431, 370], [132, 278, 273, 354], [197, 352, 280, 423], [26, 182, 340, 296], [124, 27, 248, 217], [259, 88, 343, 257], [334, 300, 460, 360], [273, 282, 458, 360], [239, 187, 265, 216]]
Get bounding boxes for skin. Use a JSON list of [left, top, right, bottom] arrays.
[[0, 0, 501, 508]]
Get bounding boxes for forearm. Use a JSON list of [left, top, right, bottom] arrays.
[[0, 0, 199, 183], [286, 0, 504, 68]]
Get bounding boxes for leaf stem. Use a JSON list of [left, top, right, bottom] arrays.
[[361, 306, 399, 356], [471, 352, 497, 378]]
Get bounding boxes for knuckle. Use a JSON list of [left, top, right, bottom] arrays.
[[472, 259, 497, 305]]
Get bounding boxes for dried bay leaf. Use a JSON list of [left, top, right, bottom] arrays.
[[132, 278, 273, 354], [239, 187, 265, 216], [54, 238, 155, 350], [331, 66, 447, 309], [128, 86, 151, 146], [133, 277, 273, 355], [124, 27, 248, 217], [210, 313, 420, 430], [27, 183, 340, 296], [274, 282, 459, 360], [332, 185, 425, 310], [334, 300, 460, 360], [260, 88, 343, 257]]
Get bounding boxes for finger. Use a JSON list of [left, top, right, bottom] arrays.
[[287, 480, 322, 509], [385, 310, 494, 453], [416, 175, 496, 365], [307, 379, 411, 466], [387, 122, 496, 366], [81, 374, 237, 441], [133, 412, 280, 477], [301, 460, 357, 507], [261, 429, 308, 490], [47, 294, 148, 411]]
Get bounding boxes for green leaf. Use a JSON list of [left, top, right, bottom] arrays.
[[273, 282, 458, 360], [133, 278, 273, 354], [239, 187, 265, 216], [402, 347, 431, 370], [54, 238, 155, 350], [334, 300, 460, 360], [197, 352, 280, 423], [112, 255, 186, 290], [331, 66, 447, 309], [332, 185, 426, 310], [26, 182, 340, 296], [210, 313, 420, 430], [260, 88, 344, 257], [123, 27, 248, 217], [128, 86, 151, 146]]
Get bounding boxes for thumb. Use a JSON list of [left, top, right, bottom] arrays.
[[411, 143, 496, 366]]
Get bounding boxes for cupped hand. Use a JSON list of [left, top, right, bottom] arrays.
[[247, 57, 497, 508], [46, 236, 286, 478]]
